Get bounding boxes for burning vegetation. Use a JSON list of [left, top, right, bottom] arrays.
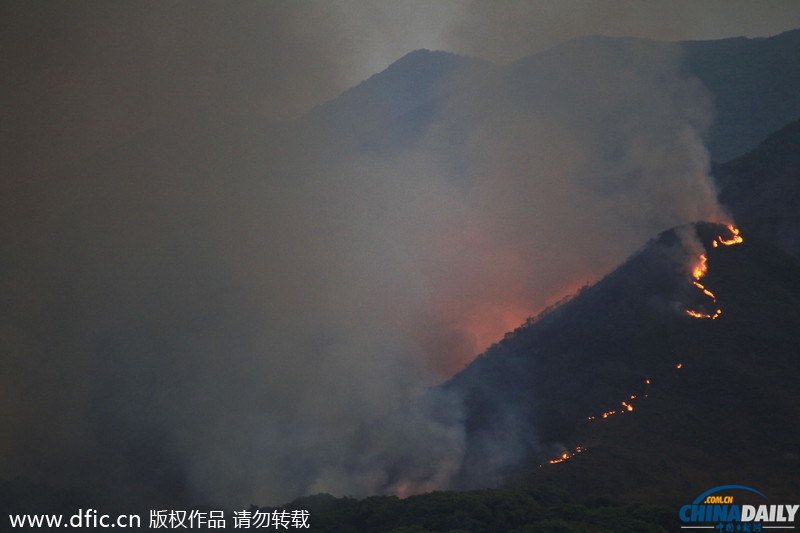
[[543, 224, 743, 467], [548, 446, 585, 464], [545, 377, 652, 465], [685, 225, 743, 320]]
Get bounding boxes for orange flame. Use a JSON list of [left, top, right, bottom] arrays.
[[693, 281, 716, 301], [718, 224, 743, 246], [692, 254, 708, 280], [586, 378, 649, 423], [548, 446, 585, 464], [686, 225, 743, 320]]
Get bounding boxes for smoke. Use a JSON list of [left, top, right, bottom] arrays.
[[0, 2, 747, 509], [0, 1, 357, 179], [444, 0, 800, 64]]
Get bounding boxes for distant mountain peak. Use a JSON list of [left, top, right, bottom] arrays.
[[301, 48, 491, 133]]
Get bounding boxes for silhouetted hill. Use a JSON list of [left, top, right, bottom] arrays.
[[300, 49, 494, 151], [291, 485, 678, 532], [506, 29, 800, 163], [715, 117, 800, 258], [445, 222, 800, 503], [314, 29, 800, 164], [257, 221, 800, 529], [4, 27, 800, 524], [683, 29, 800, 162]]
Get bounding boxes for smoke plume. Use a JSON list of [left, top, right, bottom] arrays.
[[0, 3, 742, 508]]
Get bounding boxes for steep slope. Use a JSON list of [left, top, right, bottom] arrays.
[[683, 29, 800, 162], [505, 29, 800, 164], [320, 30, 800, 165], [446, 222, 800, 503], [4, 30, 800, 513], [715, 117, 800, 258], [299, 49, 494, 152]]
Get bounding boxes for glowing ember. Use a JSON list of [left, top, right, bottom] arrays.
[[591, 400, 637, 420], [685, 225, 743, 320], [692, 254, 708, 280], [692, 281, 716, 301], [676, 363, 682, 369], [718, 224, 743, 246], [587, 378, 649, 422], [548, 446, 585, 464]]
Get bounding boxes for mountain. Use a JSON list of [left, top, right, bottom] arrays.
[[305, 30, 800, 164], [715, 117, 800, 258], [3, 28, 800, 516], [255, 219, 800, 529], [504, 29, 800, 163], [442, 221, 800, 503], [683, 29, 800, 162], [299, 49, 495, 153]]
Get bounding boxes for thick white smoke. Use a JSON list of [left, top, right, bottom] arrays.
[[1, 5, 734, 507]]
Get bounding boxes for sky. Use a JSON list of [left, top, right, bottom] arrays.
[[2, 0, 800, 508], [3, 1, 800, 177]]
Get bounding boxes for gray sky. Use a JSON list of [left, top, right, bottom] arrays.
[[3, 1, 800, 178], [2, 0, 799, 506]]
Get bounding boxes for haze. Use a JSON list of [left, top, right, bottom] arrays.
[[1, 0, 798, 507]]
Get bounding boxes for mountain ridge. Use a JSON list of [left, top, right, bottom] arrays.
[[447, 222, 800, 503], [715, 116, 800, 258], [301, 29, 800, 164]]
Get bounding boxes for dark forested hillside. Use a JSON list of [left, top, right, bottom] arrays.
[[715, 117, 800, 258], [682, 29, 800, 162], [459, 223, 800, 503], [4, 23, 800, 526]]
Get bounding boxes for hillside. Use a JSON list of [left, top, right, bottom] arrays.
[[683, 29, 800, 162], [254, 222, 800, 530], [300, 30, 800, 165], [715, 117, 800, 258], [449, 222, 800, 503], [3, 27, 800, 518]]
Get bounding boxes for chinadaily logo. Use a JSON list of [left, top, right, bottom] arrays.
[[680, 485, 798, 531]]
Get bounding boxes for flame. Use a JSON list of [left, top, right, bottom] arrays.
[[692, 281, 716, 301], [548, 446, 585, 464], [676, 363, 682, 369], [686, 308, 722, 319], [718, 224, 743, 246], [692, 254, 708, 280], [586, 378, 649, 422], [591, 399, 638, 420], [685, 225, 743, 320]]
